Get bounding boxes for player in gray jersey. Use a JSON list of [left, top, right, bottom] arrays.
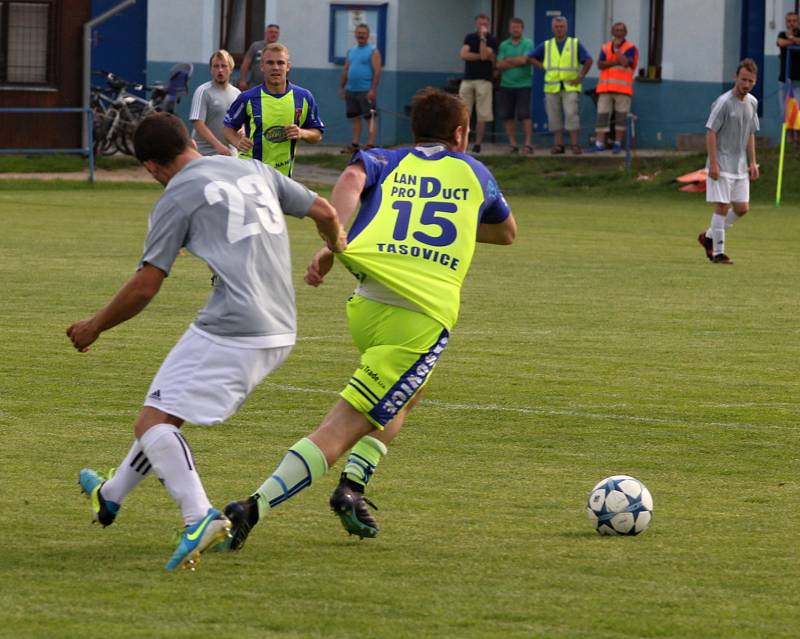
[[698, 59, 760, 265], [190, 50, 241, 156], [68, 113, 346, 571]]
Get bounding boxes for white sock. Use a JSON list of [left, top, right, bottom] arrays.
[[725, 208, 740, 229], [710, 213, 726, 256], [101, 440, 152, 505], [138, 423, 212, 526]]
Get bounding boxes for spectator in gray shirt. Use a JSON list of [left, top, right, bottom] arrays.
[[190, 50, 241, 156], [238, 23, 280, 90]]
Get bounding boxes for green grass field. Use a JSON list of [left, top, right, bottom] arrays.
[[1, 180, 798, 638]]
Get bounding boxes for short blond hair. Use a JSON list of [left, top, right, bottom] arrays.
[[209, 49, 234, 70], [262, 42, 289, 59]]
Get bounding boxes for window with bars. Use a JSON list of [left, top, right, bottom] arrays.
[[0, 0, 55, 85]]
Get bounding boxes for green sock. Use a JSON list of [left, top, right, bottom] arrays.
[[254, 437, 328, 519], [343, 436, 388, 488]]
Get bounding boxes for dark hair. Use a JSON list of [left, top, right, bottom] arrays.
[[411, 87, 468, 144], [736, 58, 758, 76], [134, 113, 190, 164], [475, 13, 489, 22], [510, 17, 524, 28], [356, 23, 370, 32], [266, 23, 280, 30]]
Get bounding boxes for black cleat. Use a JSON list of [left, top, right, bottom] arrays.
[[711, 253, 734, 265], [697, 232, 713, 261], [329, 476, 379, 539], [221, 496, 260, 551]]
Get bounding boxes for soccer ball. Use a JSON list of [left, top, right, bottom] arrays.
[[587, 475, 653, 536]]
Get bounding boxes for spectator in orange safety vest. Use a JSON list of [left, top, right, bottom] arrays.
[[588, 22, 638, 154]]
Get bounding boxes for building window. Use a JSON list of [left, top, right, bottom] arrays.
[[0, 1, 55, 85], [643, 0, 664, 80]]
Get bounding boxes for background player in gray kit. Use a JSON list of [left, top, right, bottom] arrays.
[[69, 113, 346, 571], [698, 58, 760, 265], [190, 49, 241, 156]]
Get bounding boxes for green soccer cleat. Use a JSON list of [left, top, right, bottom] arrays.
[[329, 476, 379, 539], [166, 508, 231, 571], [78, 468, 120, 527]]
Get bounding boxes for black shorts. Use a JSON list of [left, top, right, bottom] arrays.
[[345, 91, 376, 119], [498, 87, 531, 121]]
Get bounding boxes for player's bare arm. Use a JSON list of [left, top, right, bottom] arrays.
[[193, 120, 231, 156], [747, 133, 759, 180], [285, 125, 322, 143], [67, 264, 166, 352], [304, 163, 366, 286], [306, 196, 348, 254], [223, 125, 253, 152], [706, 129, 720, 180], [477, 214, 517, 245]]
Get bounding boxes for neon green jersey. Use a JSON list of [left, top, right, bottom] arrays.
[[337, 146, 511, 330], [223, 82, 324, 176]]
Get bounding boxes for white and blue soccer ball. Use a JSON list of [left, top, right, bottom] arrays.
[[587, 475, 653, 536]]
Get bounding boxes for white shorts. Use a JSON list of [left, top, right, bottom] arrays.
[[706, 175, 749, 204], [144, 325, 292, 425]]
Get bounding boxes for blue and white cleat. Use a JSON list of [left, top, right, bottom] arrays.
[[78, 468, 120, 527], [166, 508, 232, 571]]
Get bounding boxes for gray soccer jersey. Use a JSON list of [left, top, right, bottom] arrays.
[[190, 81, 241, 156], [705, 90, 759, 178], [139, 155, 317, 339]]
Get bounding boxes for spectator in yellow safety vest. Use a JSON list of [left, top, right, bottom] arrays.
[[528, 16, 592, 155]]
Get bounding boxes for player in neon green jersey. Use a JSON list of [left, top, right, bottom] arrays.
[[221, 87, 517, 549], [223, 43, 323, 176]]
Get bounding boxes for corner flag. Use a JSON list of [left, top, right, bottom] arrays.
[[785, 80, 800, 130]]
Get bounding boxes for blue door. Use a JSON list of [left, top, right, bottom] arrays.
[[533, 0, 576, 133], [90, 0, 147, 86], [739, 0, 764, 115]]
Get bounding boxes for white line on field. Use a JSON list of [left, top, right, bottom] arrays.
[[261, 382, 780, 430]]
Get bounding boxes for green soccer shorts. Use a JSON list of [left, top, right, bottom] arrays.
[[341, 295, 450, 428]]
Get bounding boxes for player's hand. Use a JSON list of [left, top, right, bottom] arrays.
[[217, 146, 232, 156], [338, 87, 346, 99], [326, 229, 348, 254], [285, 124, 302, 140], [237, 80, 249, 91], [708, 165, 720, 180], [236, 137, 254, 152], [566, 78, 581, 85], [367, 89, 376, 103], [749, 162, 760, 180], [67, 318, 100, 353], [304, 248, 335, 287]]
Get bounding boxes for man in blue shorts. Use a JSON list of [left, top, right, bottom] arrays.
[[339, 23, 382, 153], [220, 87, 517, 550]]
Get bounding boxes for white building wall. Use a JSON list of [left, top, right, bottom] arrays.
[[271, 0, 402, 71], [396, 0, 489, 73], [661, 0, 731, 82], [148, 0, 217, 62]]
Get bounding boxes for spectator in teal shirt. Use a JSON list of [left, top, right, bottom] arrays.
[[496, 17, 534, 154]]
